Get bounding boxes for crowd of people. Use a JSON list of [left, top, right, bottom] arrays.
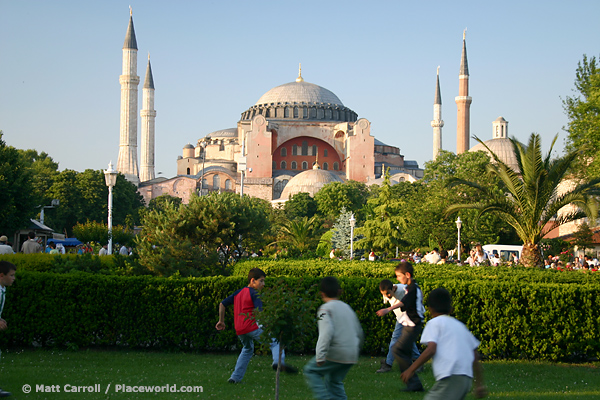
[[0, 232, 132, 257]]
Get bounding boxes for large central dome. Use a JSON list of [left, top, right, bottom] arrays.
[[255, 81, 344, 106]]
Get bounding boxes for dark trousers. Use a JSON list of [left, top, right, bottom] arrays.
[[392, 323, 423, 389]]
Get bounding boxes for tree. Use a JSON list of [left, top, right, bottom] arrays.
[[356, 173, 406, 255], [284, 192, 318, 220], [45, 169, 144, 235], [447, 133, 600, 267], [147, 194, 182, 212], [0, 131, 37, 235], [72, 220, 134, 247], [17, 149, 60, 211], [275, 216, 323, 256], [572, 222, 594, 254], [314, 181, 370, 222], [563, 54, 600, 179], [252, 279, 319, 400], [330, 207, 355, 259], [136, 192, 272, 276]]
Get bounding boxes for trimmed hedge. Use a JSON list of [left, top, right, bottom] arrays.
[[2, 270, 599, 361]]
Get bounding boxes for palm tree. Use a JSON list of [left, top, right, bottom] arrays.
[[446, 133, 600, 267], [276, 216, 323, 255]]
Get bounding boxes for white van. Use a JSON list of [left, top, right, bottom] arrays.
[[482, 244, 523, 262]]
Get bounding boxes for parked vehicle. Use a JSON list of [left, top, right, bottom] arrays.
[[482, 244, 523, 262]]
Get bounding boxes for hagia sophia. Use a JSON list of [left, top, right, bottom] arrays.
[[115, 12, 519, 206]]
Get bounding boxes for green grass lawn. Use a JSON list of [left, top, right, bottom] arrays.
[[0, 349, 598, 399]]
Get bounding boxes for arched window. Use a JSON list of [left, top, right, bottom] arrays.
[[219, 141, 225, 151], [294, 107, 299, 118], [281, 147, 287, 157], [323, 162, 329, 170], [302, 161, 308, 170], [284, 107, 290, 118], [324, 149, 328, 157], [225, 179, 231, 190], [312, 145, 317, 156], [291, 161, 297, 170], [281, 161, 287, 169], [272, 161, 276, 169], [333, 162, 339, 171], [302, 140, 308, 156], [292, 145, 298, 156], [186, 168, 190, 175], [213, 174, 220, 189], [202, 178, 208, 189]]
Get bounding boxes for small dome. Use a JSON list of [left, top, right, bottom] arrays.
[[205, 128, 237, 139], [255, 81, 343, 107], [494, 116, 507, 122], [470, 138, 519, 172], [280, 169, 344, 200], [183, 143, 194, 149]]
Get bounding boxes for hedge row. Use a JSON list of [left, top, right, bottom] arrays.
[[3, 270, 599, 361], [233, 259, 600, 284]]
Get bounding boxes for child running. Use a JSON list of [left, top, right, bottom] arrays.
[[304, 276, 363, 400], [215, 267, 297, 383], [401, 287, 487, 399]]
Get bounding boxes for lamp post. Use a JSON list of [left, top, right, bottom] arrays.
[[40, 199, 60, 225], [349, 213, 356, 259], [455, 216, 462, 263], [104, 162, 118, 255], [199, 142, 206, 195]]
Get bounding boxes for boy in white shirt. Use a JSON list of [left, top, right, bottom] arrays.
[[375, 279, 420, 373], [401, 287, 487, 399]]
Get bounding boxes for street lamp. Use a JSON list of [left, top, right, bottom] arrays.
[[40, 199, 60, 225], [349, 213, 356, 259], [104, 162, 118, 255], [455, 216, 462, 263]]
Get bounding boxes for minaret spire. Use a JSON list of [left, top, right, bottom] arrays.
[[140, 55, 156, 182], [117, 8, 140, 184], [455, 29, 472, 154], [431, 66, 444, 159]]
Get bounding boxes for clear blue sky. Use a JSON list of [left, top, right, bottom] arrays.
[[1, 1, 599, 178]]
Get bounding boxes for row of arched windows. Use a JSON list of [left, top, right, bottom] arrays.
[[273, 161, 339, 171], [280, 143, 329, 157], [201, 175, 233, 191]]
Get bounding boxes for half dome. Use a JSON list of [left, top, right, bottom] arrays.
[[280, 169, 344, 200]]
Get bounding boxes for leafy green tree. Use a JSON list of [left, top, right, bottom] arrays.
[[147, 193, 182, 212], [136, 192, 272, 276], [252, 279, 319, 400], [447, 133, 600, 267], [284, 192, 318, 220], [572, 222, 594, 253], [563, 54, 600, 178], [0, 131, 37, 235], [45, 169, 144, 235], [356, 173, 406, 256], [17, 149, 60, 211], [314, 181, 370, 222], [72, 220, 134, 247]]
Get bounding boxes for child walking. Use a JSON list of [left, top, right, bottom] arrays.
[[0, 261, 17, 398], [304, 277, 363, 400], [401, 287, 487, 399], [215, 267, 297, 383], [376, 261, 425, 391], [375, 279, 420, 373]]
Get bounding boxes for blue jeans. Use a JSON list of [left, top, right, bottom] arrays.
[[230, 327, 283, 382], [304, 357, 353, 400], [386, 322, 420, 366]]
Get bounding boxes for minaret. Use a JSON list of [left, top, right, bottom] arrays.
[[455, 29, 472, 154], [140, 54, 156, 182], [431, 66, 444, 159], [117, 7, 140, 184]]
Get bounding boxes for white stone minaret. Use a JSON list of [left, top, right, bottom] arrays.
[[431, 66, 444, 159], [117, 8, 140, 184], [455, 29, 472, 154], [140, 55, 156, 182]]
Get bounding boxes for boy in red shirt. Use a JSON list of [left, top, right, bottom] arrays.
[[216, 268, 297, 383]]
